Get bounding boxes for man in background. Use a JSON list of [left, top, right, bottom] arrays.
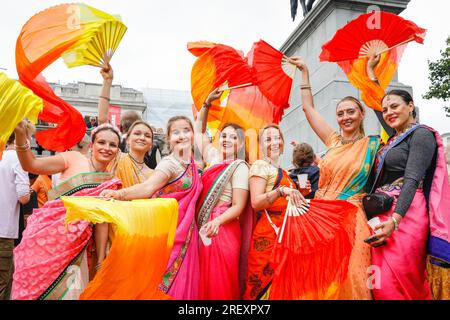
[[0, 133, 30, 299]]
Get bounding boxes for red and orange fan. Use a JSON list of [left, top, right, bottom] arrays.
[[269, 199, 358, 300], [319, 11, 426, 111]]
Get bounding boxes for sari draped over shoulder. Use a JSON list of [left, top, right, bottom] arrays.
[[244, 167, 296, 300], [196, 160, 254, 300], [316, 134, 379, 299], [12, 173, 119, 300], [154, 158, 202, 300], [371, 125, 450, 300], [108, 152, 153, 188]]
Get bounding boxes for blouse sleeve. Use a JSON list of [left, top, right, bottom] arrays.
[[394, 128, 436, 216], [155, 157, 179, 179], [249, 160, 270, 180], [231, 162, 249, 190]]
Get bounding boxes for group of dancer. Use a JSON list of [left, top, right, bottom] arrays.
[[8, 54, 449, 300]]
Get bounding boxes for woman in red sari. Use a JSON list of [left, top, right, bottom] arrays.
[[194, 89, 253, 299], [243, 125, 308, 300]]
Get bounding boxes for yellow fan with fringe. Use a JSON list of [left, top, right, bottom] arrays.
[[62, 197, 178, 300], [0, 73, 43, 160]]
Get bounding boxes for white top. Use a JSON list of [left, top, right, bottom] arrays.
[[0, 150, 30, 239]]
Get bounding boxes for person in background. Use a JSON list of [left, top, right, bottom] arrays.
[[87, 116, 98, 129], [31, 174, 52, 208], [289, 142, 320, 199], [0, 133, 30, 299]]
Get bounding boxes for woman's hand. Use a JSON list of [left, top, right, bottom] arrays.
[[367, 54, 380, 80], [288, 56, 308, 71], [204, 87, 223, 106], [100, 63, 114, 84], [370, 213, 402, 247], [283, 187, 306, 208], [14, 120, 28, 136], [99, 189, 122, 200], [202, 217, 222, 238], [299, 180, 312, 196]]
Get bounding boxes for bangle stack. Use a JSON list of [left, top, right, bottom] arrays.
[[15, 142, 30, 152], [391, 216, 399, 230]]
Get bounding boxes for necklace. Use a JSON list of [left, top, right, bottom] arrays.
[[394, 122, 416, 137], [128, 153, 145, 165], [340, 134, 364, 145], [89, 157, 102, 173], [264, 157, 280, 168]]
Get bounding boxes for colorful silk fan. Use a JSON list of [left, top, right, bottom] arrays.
[[16, 3, 127, 151], [270, 199, 358, 300], [319, 11, 426, 111], [62, 197, 178, 300], [249, 40, 296, 109], [0, 73, 43, 160]]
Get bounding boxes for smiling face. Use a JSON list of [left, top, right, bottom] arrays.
[[382, 94, 414, 130], [336, 99, 364, 137], [219, 125, 244, 160], [127, 123, 153, 154], [168, 119, 194, 152], [261, 127, 284, 159], [91, 129, 120, 164]]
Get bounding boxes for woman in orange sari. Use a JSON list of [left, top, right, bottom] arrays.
[[244, 125, 308, 300], [290, 56, 380, 299]]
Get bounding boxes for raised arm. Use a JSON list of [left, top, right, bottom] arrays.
[[194, 88, 223, 159], [289, 57, 335, 145], [14, 121, 66, 175], [366, 54, 395, 138], [98, 64, 113, 125]]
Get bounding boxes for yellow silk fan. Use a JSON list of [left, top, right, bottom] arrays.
[[0, 73, 43, 160]]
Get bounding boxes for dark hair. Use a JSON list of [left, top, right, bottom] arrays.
[[7, 133, 15, 145], [382, 89, 416, 118], [336, 96, 366, 136], [120, 111, 142, 134], [292, 143, 314, 167], [91, 124, 121, 144], [126, 120, 154, 141], [221, 122, 248, 162]]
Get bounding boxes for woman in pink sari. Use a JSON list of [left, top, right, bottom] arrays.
[[366, 90, 450, 300], [194, 89, 253, 299], [101, 116, 202, 300]]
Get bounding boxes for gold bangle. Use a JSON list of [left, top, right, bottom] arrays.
[[15, 143, 30, 151]]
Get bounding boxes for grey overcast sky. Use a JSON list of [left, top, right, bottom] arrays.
[[0, 0, 449, 133]]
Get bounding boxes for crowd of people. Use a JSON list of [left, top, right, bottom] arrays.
[[0, 54, 449, 300]]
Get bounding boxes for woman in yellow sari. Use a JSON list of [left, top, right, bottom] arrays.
[[289, 56, 380, 299]]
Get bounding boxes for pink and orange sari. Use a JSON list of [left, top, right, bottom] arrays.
[[196, 160, 254, 300], [154, 158, 202, 300], [371, 125, 450, 300], [12, 173, 118, 300]]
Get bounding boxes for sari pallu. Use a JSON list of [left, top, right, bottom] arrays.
[[11, 173, 118, 300], [371, 125, 450, 300], [316, 135, 379, 300], [155, 159, 202, 300], [196, 160, 254, 300], [243, 169, 294, 300]]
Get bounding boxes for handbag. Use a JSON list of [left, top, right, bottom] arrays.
[[363, 192, 394, 217]]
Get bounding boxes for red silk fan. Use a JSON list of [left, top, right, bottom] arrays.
[[249, 40, 296, 110], [320, 11, 426, 62], [269, 199, 358, 300]]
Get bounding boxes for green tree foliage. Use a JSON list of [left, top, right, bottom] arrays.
[[423, 36, 450, 116]]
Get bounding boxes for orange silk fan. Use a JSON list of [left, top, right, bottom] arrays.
[[270, 199, 358, 300], [319, 11, 426, 111]]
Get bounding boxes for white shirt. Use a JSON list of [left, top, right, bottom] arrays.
[[0, 150, 30, 239]]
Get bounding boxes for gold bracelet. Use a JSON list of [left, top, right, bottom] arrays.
[[15, 143, 30, 151]]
